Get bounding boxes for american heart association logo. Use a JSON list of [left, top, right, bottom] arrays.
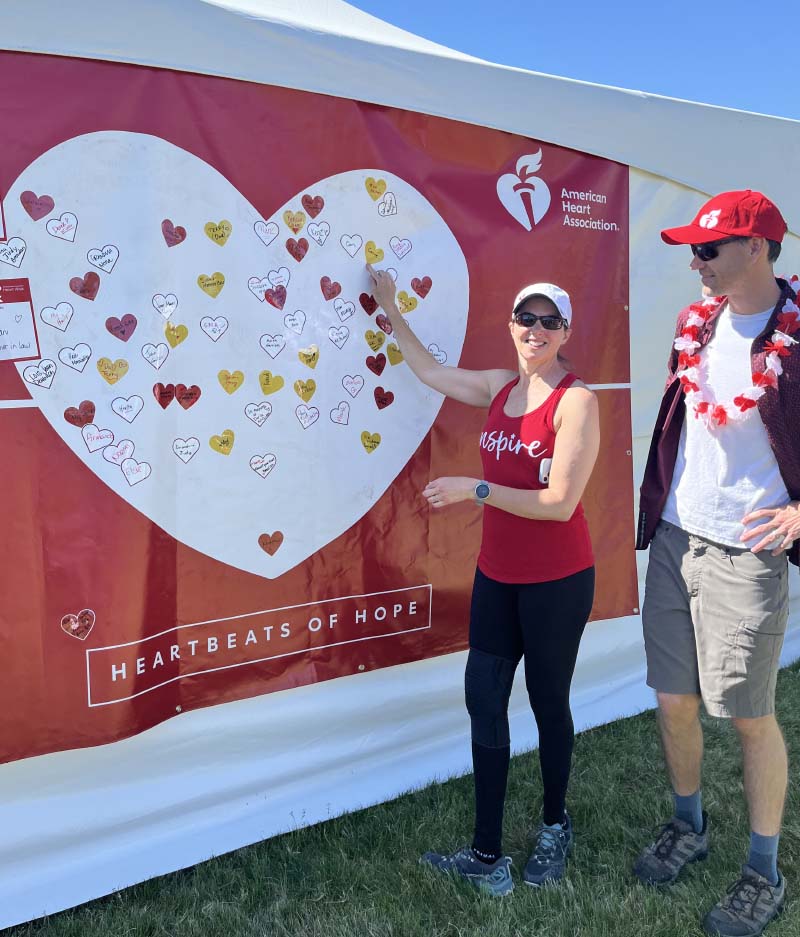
[[496, 149, 551, 231]]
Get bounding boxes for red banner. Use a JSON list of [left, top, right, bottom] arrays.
[[0, 52, 636, 764]]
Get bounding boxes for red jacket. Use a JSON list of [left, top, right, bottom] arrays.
[[637, 278, 800, 567]]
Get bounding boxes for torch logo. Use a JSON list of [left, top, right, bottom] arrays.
[[496, 150, 552, 231]]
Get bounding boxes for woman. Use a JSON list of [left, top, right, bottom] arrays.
[[367, 265, 599, 896]]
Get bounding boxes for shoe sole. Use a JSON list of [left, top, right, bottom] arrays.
[[634, 849, 708, 887]]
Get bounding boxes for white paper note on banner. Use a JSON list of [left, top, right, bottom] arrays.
[[0, 278, 40, 362]]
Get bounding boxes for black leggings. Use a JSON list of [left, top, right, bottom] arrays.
[[466, 565, 595, 854]]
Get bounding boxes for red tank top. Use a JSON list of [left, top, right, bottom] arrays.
[[477, 374, 594, 584]]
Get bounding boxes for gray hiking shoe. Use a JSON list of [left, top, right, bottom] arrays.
[[524, 814, 573, 886], [420, 845, 514, 896], [633, 812, 709, 885], [704, 866, 785, 937]]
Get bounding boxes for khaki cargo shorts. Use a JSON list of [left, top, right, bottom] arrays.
[[642, 520, 789, 718]]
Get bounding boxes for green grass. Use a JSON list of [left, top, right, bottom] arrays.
[[10, 663, 800, 937]]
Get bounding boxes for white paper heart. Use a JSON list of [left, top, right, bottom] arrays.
[[0, 237, 26, 267], [87, 244, 119, 272], [328, 326, 349, 350], [284, 310, 306, 335], [340, 234, 362, 258], [82, 424, 114, 453], [103, 438, 135, 464], [307, 222, 330, 246], [10, 131, 468, 578], [58, 343, 92, 372], [249, 453, 277, 478], [46, 212, 78, 242], [200, 316, 228, 342], [389, 236, 412, 259], [40, 301, 74, 331]]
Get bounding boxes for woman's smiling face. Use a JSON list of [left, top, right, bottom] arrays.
[[508, 296, 570, 365]]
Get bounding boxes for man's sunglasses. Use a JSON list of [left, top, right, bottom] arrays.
[[512, 311, 566, 330], [690, 236, 744, 262]]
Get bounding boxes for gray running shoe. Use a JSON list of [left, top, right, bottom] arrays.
[[524, 814, 573, 886], [633, 812, 709, 885], [704, 865, 785, 937], [420, 845, 514, 897]]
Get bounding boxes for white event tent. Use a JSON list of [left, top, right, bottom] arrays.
[[1, 0, 799, 927]]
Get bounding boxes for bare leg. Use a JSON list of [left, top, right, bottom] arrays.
[[733, 714, 787, 836], [657, 692, 703, 795]]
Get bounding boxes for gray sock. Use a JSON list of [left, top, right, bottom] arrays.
[[673, 789, 703, 834], [748, 831, 780, 885]]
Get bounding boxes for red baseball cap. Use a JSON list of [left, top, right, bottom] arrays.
[[661, 190, 787, 245]]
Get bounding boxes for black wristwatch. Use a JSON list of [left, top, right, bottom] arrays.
[[474, 481, 491, 505]]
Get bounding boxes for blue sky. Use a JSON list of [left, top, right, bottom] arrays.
[[351, 0, 800, 122]]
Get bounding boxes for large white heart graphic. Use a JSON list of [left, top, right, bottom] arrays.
[[6, 132, 469, 577]]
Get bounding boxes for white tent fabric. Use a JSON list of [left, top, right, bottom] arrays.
[[2, 0, 799, 927]]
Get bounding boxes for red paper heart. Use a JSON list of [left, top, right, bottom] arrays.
[[359, 293, 378, 315], [265, 286, 287, 309], [376, 313, 393, 335], [258, 531, 284, 556], [63, 400, 96, 428], [175, 383, 202, 409], [320, 276, 341, 301], [69, 271, 100, 301], [411, 276, 432, 298], [60, 608, 96, 641], [374, 386, 394, 409], [153, 382, 176, 409], [366, 353, 387, 376], [301, 194, 324, 218], [286, 237, 309, 262], [161, 218, 187, 247], [20, 190, 55, 221], [105, 314, 138, 342]]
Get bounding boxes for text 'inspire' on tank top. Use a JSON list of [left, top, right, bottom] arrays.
[[477, 374, 594, 584]]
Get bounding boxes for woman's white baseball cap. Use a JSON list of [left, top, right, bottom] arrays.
[[511, 283, 572, 327]]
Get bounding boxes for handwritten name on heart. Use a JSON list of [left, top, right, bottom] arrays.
[[165, 323, 189, 348], [411, 276, 433, 298], [173, 437, 200, 463], [293, 379, 316, 403], [105, 314, 137, 342], [58, 343, 91, 372], [258, 531, 284, 556], [387, 343, 404, 366], [374, 387, 395, 410], [46, 212, 78, 242], [142, 343, 169, 370], [102, 438, 135, 464], [97, 357, 128, 385], [342, 374, 365, 398], [209, 429, 235, 455], [377, 192, 397, 217], [329, 401, 350, 425], [268, 267, 291, 288], [364, 241, 384, 263], [60, 608, 95, 641], [81, 424, 114, 452], [283, 210, 306, 235], [284, 310, 306, 335], [254, 220, 279, 247], [200, 316, 228, 342], [334, 298, 355, 322], [197, 273, 225, 298], [218, 370, 245, 394], [397, 291, 418, 314], [390, 237, 413, 259], [365, 177, 387, 201], [69, 271, 100, 300], [0, 238, 27, 268], [360, 431, 381, 453], [298, 345, 320, 369], [428, 343, 448, 364], [366, 353, 387, 376], [64, 400, 95, 428], [245, 401, 272, 426], [295, 404, 319, 429], [122, 458, 152, 486], [176, 384, 202, 410], [328, 326, 349, 349], [307, 222, 330, 246], [153, 382, 176, 409], [259, 333, 286, 359], [365, 330, 385, 352], [286, 238, 309, 262], [152, 293, 178, 320], [204, 220, 232, 246], [40, 302, 74, 332], [320, 276, 341, 301], [20, 190, 55, 221], [340, 233, 362, 258], [87, 244, 120, 273], [301, 194, 324, 218], [259, 371, 285, 395], [250, 453, 277, 478], [265, 285, 287, 310], [162, 219, 187, 247], [111, 395, 144, 423], [23, 359, 57, 388]]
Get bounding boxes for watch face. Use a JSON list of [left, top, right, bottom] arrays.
[[476, 483, 490, 500]]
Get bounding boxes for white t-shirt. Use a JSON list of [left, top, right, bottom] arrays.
[[662, 304, 790, 548]]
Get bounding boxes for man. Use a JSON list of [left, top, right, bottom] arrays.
[[635, 189, 800, 937]]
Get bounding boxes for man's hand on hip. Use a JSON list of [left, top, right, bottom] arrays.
[[741, 501, 800, 555]]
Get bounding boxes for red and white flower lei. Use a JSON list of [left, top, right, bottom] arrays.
[[674, 275, 800, 428]]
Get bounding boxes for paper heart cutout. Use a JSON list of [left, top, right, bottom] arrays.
[[376, 314, 393, 335], [374, 387, 395, 410], [106, 314, 137, 342], [397, 291, 418, 314], [365, 177, 386, 201], [301, 194, 324, 218], [204, 220, 232, 246], [40, 302, 74, 331], [387, 343, 404, 366], [153, 382, 176, 409], [258, 531, 284, 555], [97, 357, 129, 385], [11, 131, 468, 577], [60, 608, 95, 640], [20, 190, 54, 221], [283, 210, 306, 234], [0, 237, 26, 267], [87, 244, 119, 273], [359, 293, 378, 315], [197, 273, 225, 298], [46, 212, 78, 242], [411, 276, 433, 299], [69, 271, 100, 301], [286, 238, 309, 262], [218, 370, 245, 394], [293, 378, 316, 402], [364, 240, 384, 263]]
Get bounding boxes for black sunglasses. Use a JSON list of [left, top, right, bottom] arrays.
[[690, 236, 744, 262], [513, 311, 566, 330]]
